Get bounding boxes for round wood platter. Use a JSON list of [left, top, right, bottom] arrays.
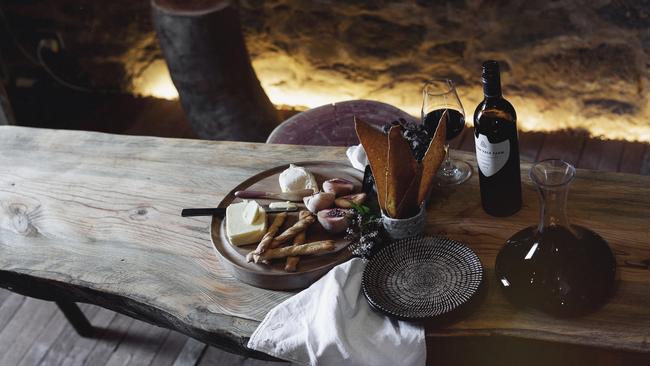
[[210, 161, 362, 290]]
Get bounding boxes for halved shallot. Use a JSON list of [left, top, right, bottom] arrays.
[[317, 208, 352, 233], [303, 192, 335, 213], [322, 178, 354, 196]]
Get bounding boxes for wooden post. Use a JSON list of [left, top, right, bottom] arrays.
[[151, 0, 279, 141]]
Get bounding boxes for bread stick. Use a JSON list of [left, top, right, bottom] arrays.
[[246, 212, 287, 263], [269, 213, 315, 248], [285, 211, 310, 272], [259, 240, 335, 261]]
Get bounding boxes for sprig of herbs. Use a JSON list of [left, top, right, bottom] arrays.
[[345, 202, 386, 259]]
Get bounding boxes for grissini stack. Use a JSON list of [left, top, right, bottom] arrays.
[[258, 240, 335, 261], [285, 210, 311, 272], [269, 213, 315, 248], [246, 212, 287, 263]]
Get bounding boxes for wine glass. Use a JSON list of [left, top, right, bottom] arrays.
[[421, 79, 472, 185]]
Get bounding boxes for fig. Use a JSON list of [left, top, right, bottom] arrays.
[[334, 193, 367, 208], [303, 192, 335, 213], [317, 208, 352, 233], [322, 178, 354, 196]]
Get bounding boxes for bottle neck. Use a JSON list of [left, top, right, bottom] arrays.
[[482, 78, 502, 98]]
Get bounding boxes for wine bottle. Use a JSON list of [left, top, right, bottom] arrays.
[[473, 61, 522, 216]]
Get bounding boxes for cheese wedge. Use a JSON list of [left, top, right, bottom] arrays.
[[226, 201, 267, 246], [268, 201, 297, 210], [242, 200, 261, 224]]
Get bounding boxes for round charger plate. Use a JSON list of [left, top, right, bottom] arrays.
[[362, 236, 483, 321], [210, 161, 362, 290]]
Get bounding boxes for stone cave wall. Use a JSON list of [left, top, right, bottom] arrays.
[[240, 0, 650, 141], [1, 0, 649, 141]]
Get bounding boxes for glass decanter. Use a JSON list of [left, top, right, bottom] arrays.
[[495, 159, 616, 316]]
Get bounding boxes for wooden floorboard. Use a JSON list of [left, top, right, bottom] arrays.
[[577, 138, 626, 172], [0, 293, 26, 334], [597, 140, 626, 172], [640, 147, 650, 175], [459, 127, 476, 152], [148, 331, 192, 366], [38, 305, 101, 366], [59, 306, 119, 366], [0, 298, 58, 361], [537, 130, 588, 166], [0, 288, 11, 306], [577, 138, 604, 170], [618, 142, 647, 174], [171, 339, 208, 366], [518, 131, 546, 162], [103, 318, 169, 366], [196, 346, 287, 366], [17, 305, 88, 366], [81, 313, 135, 366]]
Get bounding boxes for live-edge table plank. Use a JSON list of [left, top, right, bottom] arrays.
[[0, 126, 647, 355]]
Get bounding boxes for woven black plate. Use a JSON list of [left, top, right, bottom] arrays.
[[362, 236, 484, 321]]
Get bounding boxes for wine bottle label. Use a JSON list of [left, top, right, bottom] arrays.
[[475, 134, 510, 177]]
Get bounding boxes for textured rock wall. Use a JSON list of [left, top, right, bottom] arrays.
[[2, 0, 649, 141], [240, 0, 650, 142]]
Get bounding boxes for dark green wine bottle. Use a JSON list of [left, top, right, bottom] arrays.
[[473, 61, 522, 216]]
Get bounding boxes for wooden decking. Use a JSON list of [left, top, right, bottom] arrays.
[[451, 128, 649, 175], [0, 290, 283, 366]]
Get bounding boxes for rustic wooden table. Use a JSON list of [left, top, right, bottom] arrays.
[[0, 126, 648, 358]]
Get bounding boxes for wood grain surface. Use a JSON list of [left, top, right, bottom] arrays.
[[0, 126, 648, 354]]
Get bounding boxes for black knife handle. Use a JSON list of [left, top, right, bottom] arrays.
[[181, 208, 226, 217]]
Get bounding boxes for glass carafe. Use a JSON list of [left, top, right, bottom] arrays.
[[495, 159, 616, 316]]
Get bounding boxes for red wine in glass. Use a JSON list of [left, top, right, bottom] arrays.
[[421, 79, 471, 186], [423, 108, 465, 141]]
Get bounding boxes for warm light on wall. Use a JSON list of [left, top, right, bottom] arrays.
[[132, 59, 179, 100], [133, 57, 650, 143]]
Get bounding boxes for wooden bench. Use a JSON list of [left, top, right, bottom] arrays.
[[0, 126, 648, 361]]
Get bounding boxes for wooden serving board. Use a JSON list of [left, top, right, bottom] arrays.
[[210, 161, 362, 290]]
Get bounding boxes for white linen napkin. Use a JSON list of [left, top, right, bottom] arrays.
[[247, 258, 426, 366], [346, 144, 368, 171]]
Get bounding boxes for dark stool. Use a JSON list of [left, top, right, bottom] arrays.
[[266, 100, 417, 146]]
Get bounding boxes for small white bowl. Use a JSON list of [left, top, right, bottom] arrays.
[[381, 205, 426, 241]]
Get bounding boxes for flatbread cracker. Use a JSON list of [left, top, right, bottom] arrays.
[[354, 117, 389, 212], [397, 164, 423, 218], [418, 110, 448, 203], [386, 125, 418, 218]]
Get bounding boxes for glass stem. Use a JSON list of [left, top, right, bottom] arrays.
[[441, 143, 455, 175]]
